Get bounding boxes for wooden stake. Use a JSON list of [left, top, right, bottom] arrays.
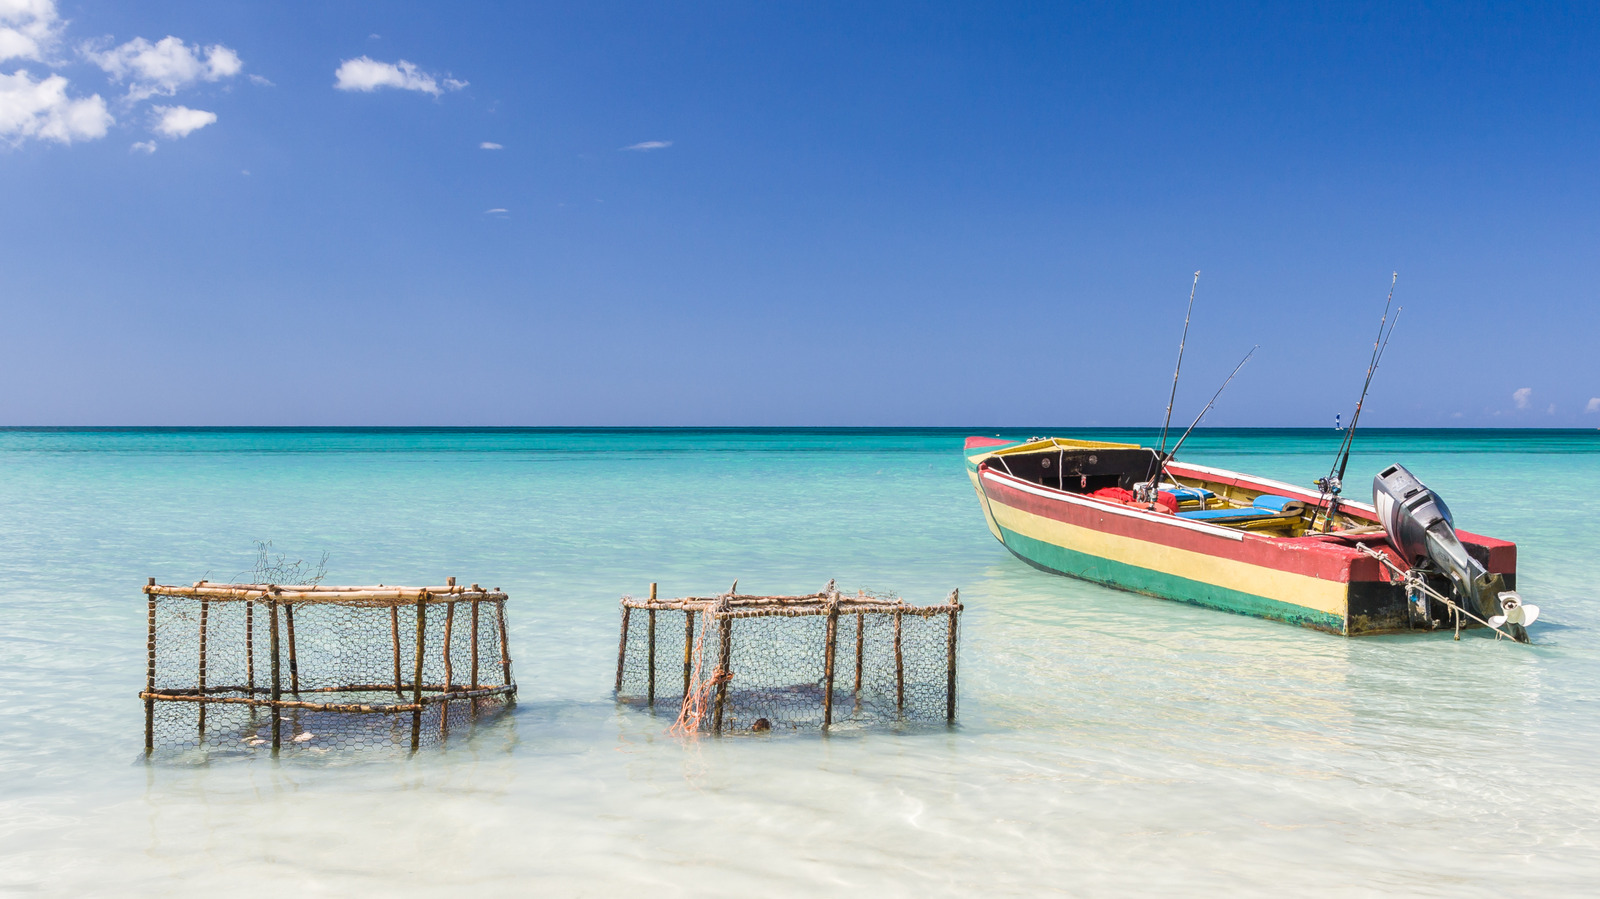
[[647, 583, 658, 706], [712, 610, 732, 735], [854, 611, 864, 693], [470, 598, 481, 691], [496, 600, 513, 690], [682, 610, 694, 699], [411, 592, 426, 751], [615, 606, 631, 694], [946, 604, 958, 723], [440, 600, 455, 738], [823, 599, 840, 729], [245, 599, 255, 697], [285, 604, 301, 697], [894, 610, 904, 712], [269, 599, 281, 753], [198, 598, 209, 738], [144, 580, 156, 754], [390, 605, 402, 697]]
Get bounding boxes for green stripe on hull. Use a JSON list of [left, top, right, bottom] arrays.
[[999, 525, 1347, 634]]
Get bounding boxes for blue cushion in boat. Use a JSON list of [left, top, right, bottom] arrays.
[[1176, 508, 1280, 521], [1167, 486, 1214, 502], [1250, 494, 1299, 512], [1176, 494, 1302, 521]]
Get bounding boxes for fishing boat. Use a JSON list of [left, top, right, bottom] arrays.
[[964, 434, 1531, 638]]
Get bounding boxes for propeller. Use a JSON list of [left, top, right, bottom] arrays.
[[1488, 591, 1540, 629]]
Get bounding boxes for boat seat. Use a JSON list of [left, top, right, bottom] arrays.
[[1176, 495, 1304, 523], [1165, 486, 1214, 502], [1177, 508, 1286, 522], [1249, 494, 1300, 512]]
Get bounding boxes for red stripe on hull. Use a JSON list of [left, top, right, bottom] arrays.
[[981, 470, 1387, 584], [1163, 461, 1514, 574]]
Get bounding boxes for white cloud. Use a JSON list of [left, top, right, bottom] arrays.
[[247, 73, 273, 87], [0, 68, 110, 144], [484, 207, 507, 214], [0, 0, 61, 64], [622, 140, 671, 151], [479, 141, 502, 149], [86, 35, 244, 102], [152, 104, 214, 137], [334, 56, 464, 96], [1587, 398, 1600, 413], [1512, 387, 1532, 409], [129, 139, 154, 153]]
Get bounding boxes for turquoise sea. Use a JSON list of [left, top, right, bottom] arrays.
[[1, 428, 1597, 896]]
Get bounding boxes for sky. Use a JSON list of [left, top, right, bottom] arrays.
[[2, 1, 1597, 427]]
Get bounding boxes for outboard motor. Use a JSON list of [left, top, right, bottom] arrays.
[[1372, 463, 1534, 641]]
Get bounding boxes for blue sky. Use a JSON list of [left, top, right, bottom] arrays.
[[2, 1, 1597, 426]]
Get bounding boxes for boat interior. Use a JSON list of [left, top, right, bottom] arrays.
[[979, 438, 1380, 538]]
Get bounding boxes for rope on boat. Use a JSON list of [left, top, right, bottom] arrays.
[[1354, 543, 1523, 642]]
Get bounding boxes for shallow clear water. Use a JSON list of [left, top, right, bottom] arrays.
[[1, 428, 1597, 896]]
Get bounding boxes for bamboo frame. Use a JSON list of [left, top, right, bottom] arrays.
[[946, 590, 959, 722], [682, 610, 694, 699], [644, 583, 659, 706], [245, 600, 255, 697], [390, 605, 402, 697], [616, 584, 963, 734], [440, 600, 455, 738], [615, 606, 630, 693], [894, 610, 904, 712], [470, 598, 481, 691], [144, 579, 156, 754], [497, 599, 513, 686], [823, 599, 839, 729], [411, 593, 426, 751], [270, 599, 282, 752], [713, 609, 732, 735], [144, 583, 508, 601], [198, 598, 209, 736], [284, 604, 300, 698], [141, 685, 510, 714], [141, 582, 517, 754], [853, 611, 864, 693]]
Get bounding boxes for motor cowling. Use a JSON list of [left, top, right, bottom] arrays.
[[1372, 463, 1529, 641]]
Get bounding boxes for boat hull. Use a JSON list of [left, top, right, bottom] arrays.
[[965, 436, 1516, 636]]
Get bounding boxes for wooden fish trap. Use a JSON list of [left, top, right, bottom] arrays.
[[141, 578, 516, 755], [615, 582, 962, 735]]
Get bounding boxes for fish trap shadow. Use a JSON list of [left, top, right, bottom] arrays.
[[614, 581, 961, 736], [141, 578, 516, 757]]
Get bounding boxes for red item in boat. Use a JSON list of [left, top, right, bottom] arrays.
[[1090, 486, 1178, 514]]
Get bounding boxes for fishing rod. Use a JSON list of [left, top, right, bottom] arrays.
[[1145, 272, 1201, 486], [1142, 346, 1257, 503], [1162, 345, 1257, 467], [1315, 273, 1401, 531]]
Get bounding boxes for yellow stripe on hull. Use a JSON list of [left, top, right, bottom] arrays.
[[984, 490, 1349, 618]]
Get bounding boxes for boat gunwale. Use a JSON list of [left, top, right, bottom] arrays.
[[978, 467, 1248, 542]]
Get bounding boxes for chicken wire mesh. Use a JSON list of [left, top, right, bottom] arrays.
[[142, 582, 516, 757], [615, 584, 961, 735]]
